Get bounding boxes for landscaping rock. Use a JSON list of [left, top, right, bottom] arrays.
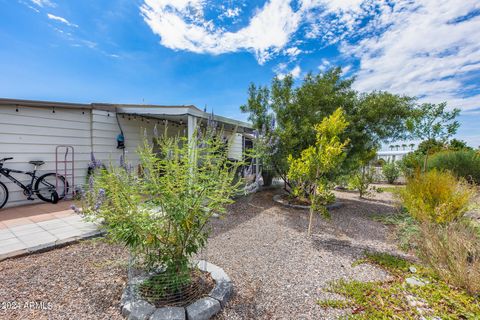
[[409, 266, 417, 273], [209, 281, 233, 307], [405, 277, 426, 287], [196, 260, 231, 283], [186, 297, 221, 320], [150, 307, 186, 320], [126, 300, 156, 320], [120, 286, 134, 308]]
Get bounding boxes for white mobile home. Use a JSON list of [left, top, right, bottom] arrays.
[[0, 98, 254, 208]]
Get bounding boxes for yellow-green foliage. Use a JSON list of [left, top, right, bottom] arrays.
[[287, 108, 349, 206], [399, 169, 475, 224]]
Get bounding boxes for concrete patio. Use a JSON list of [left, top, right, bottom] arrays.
[[0, 201, 101, 261]]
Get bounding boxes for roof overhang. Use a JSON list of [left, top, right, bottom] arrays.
[[0, 98, 253, 131]]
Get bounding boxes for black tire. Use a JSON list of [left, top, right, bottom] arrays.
[[35, 173, 68, 203], [0, 181, 8, 209]]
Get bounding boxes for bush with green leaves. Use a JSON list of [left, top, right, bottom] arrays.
[[348, 166, 375, 198], [382, 162, 400, 184], [287, 108, 349, 208], [81, 130, 242, 292], [427, 150, 480, 184], [398, 152, 423, 178], [399, 169, 475, 224]]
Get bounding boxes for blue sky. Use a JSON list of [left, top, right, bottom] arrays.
[[1, 0, 479, 148]]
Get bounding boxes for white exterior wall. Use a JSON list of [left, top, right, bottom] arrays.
[[0, 105, 245, 208], [0, 106, 91, 208]]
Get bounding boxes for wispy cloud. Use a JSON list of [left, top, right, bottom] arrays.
[[220, 7, 241, 19], [318, 58, 330, 72], [341, 0, 480, 111], [47, 13, 78, 27], [30, 0, 55, 7]]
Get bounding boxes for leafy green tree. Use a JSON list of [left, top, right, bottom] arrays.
[[240, 83, 277, 185], [448, 138, 472, 151], [417, 139, 445, 155], [240, 83, 273, 134], [407, 102, 460, 169], [287, 108, 349, 235], [241, 68, 416, 192]]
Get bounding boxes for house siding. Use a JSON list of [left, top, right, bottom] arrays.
[[0, 105, 91, 207], [0, 105, 247, 208]]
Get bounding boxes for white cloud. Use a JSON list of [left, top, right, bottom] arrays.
[[141, 0, 301, 64], [342, 64, 352, 74], [342, 0, 480, 111], [318, 58, 330, 71], [47, 13, 78, 27], [221, 7, 241, 19], [275, 63, 301, 79], [284, 46, 302, 57], [139, 0, 480, 112], [30, 0, 55, 7]]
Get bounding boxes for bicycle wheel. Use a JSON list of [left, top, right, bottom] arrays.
[[35, 173, 68, 202], [0, 181, 8, 209]]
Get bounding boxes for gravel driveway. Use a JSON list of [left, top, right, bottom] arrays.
[[0, 189, 402, 320]]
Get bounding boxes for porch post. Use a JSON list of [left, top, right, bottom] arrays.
[[187, 115, 197, 142]]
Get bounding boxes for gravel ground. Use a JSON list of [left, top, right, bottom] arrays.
[[0, 188, 404, 320], [209, 189, 401, 319]]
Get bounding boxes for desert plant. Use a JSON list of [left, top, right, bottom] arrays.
[[382, 162, 400, 184], [80, 129, 242, 293], [399, 170, 475, 224], [417, 221, 480, 295], [427, 150, 480, 184]]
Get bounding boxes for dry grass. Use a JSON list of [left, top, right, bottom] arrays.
[[417, 221, 480, 295]]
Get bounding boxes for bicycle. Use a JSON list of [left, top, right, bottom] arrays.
[[0, 157, 69, 209]]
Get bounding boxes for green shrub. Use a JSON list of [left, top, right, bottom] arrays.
[[417, 221, 480, 295], [348, 166, 374, 198], [382, 162, 400, 184], [372, 158, 386, 167], [80, 130, 242, 291], [399, 170, 475, 224], [398, 152, 423, 178], [427, 150, 480, 184]]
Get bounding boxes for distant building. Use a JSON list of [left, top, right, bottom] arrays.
[[377, 150, 410, 163]]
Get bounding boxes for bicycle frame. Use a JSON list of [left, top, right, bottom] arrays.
[[0, 167, 39, 193]]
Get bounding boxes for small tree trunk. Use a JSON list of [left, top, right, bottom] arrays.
[[307, 185, 316, 236], [423, 150, 430, 172], [307, 206, 314, 236]]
